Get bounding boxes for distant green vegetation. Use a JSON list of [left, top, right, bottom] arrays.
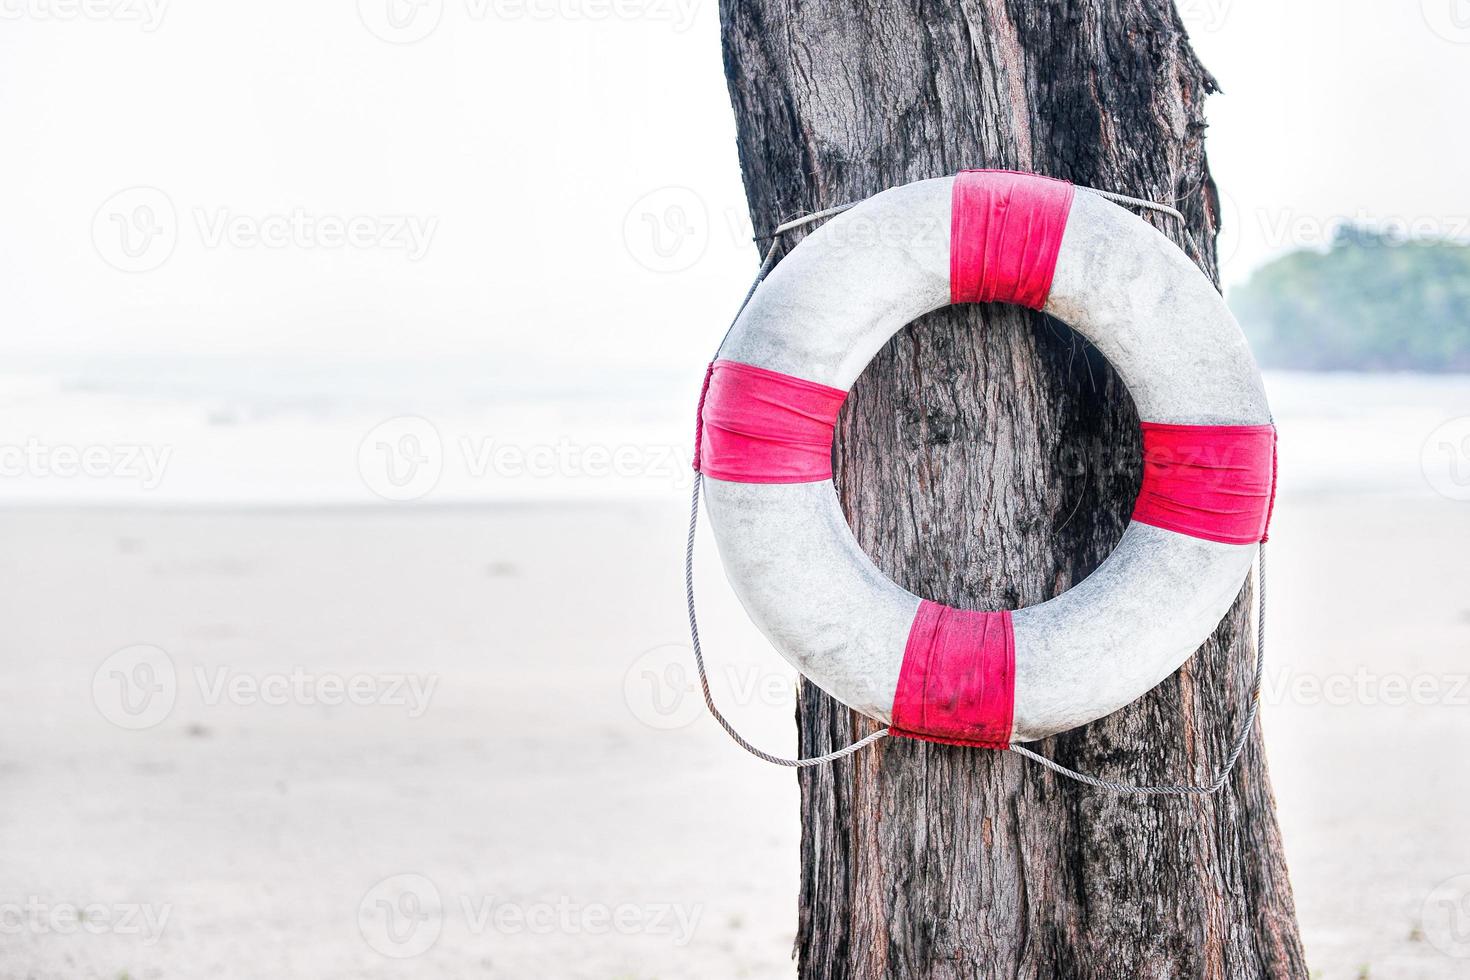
[[1230, 227, 1470, 372]]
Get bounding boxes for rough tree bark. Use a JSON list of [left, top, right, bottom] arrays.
[[718, 2, 1307, 977]]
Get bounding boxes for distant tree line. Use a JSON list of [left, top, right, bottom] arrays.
[[1230, 227, 1470, 371]]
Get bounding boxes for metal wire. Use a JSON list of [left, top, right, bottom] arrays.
[[686, 473, 891, 767], [1074, 185, 1204, 265], [684, 179, 1264, 791], [758, 201, 862, 241], [1007, 544, 1266, 795]]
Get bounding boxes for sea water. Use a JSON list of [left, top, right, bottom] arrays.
[[0, 355, 1465, 506]]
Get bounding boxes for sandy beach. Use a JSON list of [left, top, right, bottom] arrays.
[[7, 0, 1470, 972], [0, 481, 1467, 978], [0, 503, 803, 978]]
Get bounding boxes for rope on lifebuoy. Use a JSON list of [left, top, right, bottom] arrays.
[[683, 178, 1268, 794], [686, 470, 892, 768], [1006, 544, 1265, 796]]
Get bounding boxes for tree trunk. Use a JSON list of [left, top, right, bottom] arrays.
[[718, 2, 1307, 977]]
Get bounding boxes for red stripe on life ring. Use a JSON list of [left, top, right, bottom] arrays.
[[950, 169, 1076, 310], [890, 602, 1015, 748], [1131, 423, 1278, 545], [695, 359, 847, 484]]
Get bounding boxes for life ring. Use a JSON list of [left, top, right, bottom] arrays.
[[693, 170, 1276, 747]]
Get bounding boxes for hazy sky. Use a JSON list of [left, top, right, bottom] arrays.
[[1, 0, 1466, 377]]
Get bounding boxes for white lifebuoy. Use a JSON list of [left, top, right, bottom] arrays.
[[695, 171, 1276, 746]]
